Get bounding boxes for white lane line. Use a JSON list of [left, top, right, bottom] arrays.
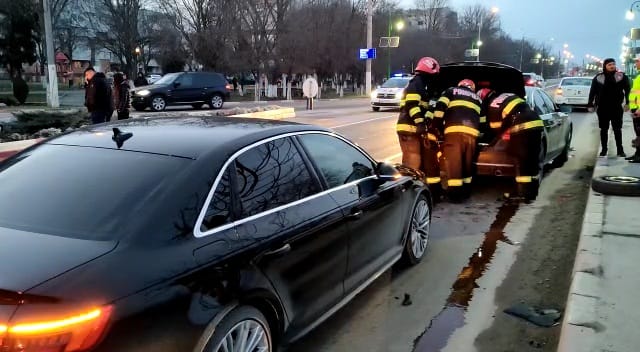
[[383, 152, 402, 162], [330, 115, 395, 129]]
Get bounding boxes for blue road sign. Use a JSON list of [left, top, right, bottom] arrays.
[[359, 48, 376, 60]]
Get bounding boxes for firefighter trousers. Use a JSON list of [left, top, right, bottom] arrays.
[[441, 132, 476, 199], [422, 135, 442, 194], [508, 128, 543, 200], [398, 133, 421, 170]]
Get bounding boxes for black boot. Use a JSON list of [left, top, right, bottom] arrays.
[[614, 128, 625, 157], [599, 129, 608, 156]]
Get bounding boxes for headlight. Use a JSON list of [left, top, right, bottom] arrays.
[[370, 90, 377, 99], [136, 89, 151, 96], [395, 91, 403, 99]]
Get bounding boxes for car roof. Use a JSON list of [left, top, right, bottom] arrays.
[[439, 61, 526, 98], [45, 117, 330, 159]]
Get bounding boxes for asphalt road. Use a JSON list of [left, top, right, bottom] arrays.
[[275, 99, 597, 352]]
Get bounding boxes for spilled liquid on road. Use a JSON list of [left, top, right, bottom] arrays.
[[413, 201, 520, 352]]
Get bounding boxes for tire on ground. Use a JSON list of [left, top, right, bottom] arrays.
[[591, 175, 640, 196]]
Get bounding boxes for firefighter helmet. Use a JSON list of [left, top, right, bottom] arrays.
[[415, 57, 440, 74], [458, 79, 475, 91], [477, 88, 494, 101]]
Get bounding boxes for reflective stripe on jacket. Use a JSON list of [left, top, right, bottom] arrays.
[[397, 75, 430, 134], [433, 86, 481, 136], [486, 93, 527, 130], [630, 74, 640, 110]]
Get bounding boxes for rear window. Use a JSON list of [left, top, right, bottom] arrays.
[[0, 145, 189, 240], [561, 78, 591, 86], [381, 78, 410, 88]]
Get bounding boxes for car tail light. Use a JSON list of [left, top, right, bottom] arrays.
[[555, 88, 563, 96], [225, 83, 233, 91], [0, 305, 112, 352], [502, 131, 511, 141], [525, 79, 536, 86]]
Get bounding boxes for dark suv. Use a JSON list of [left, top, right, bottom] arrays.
[[131, 72, 232, 111]]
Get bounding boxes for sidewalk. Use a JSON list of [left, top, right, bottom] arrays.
[[558, 114, 640, 352]]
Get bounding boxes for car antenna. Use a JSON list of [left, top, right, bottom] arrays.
[[112, 127, 133, 149]]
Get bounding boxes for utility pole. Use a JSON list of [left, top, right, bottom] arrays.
[[365, 0, 373, 96], [519, 36, 524, 70], [43, 0, 59, 108]]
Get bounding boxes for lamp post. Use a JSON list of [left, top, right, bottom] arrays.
[[477, 6, 499, 61], [134, 47, 141, 75], [626, 1, 640, 20], [386, 19, 404, 79]]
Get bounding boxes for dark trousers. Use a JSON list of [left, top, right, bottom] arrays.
[[421, 135, 441, 194], [597, 106, 624, 152], [632, 113, 640, 157], [117, 110, 130, 120], [508, 128, 543, 199], [441, 133, 476, 199], [398, 133, 421, 170], [90, 111, 108, 124]]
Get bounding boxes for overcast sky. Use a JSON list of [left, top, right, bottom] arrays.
[[398, 0, 634, 65]]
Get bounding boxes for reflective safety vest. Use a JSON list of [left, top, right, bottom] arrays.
[[397, 75, 431, 134], [630, 74, 640, 110], [486, 93, 544, 134], [432, 86, 481, 137]]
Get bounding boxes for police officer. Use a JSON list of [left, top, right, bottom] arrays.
[[432, 79, 482, 200], [396, 56, 441, 188], [478, 88, 545, 200], [627, 57, 640, 163]]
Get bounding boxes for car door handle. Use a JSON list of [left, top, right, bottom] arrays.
[[264, 244, 291, 257], [347, 209, 363, 220]]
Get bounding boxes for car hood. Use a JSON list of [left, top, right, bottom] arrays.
[[0, 226, 117, 292], [438, 61, 526, 98], [131, 84, 165, 92]]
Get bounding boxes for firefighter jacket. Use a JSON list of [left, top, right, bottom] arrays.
[[486, 93, 544, 134], [432, 86, 481, 137], [630, 74, 640, 110], [397, 75, 432, 135]]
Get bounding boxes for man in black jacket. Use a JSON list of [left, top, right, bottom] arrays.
[[588, 58, 631, 157], [84, 67, 113, 124]]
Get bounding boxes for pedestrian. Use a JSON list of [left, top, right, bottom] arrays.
[[626, 57, 640, 163], [432, 79, 482, 201], [113, 72, 130, 120], [134, 71, 148, 87], [232, 76, 238, 91], [84, 67, 113, 124], [396, 56, 442, 195], [587, 58, 631, 157], [478, 88, 545, 200]]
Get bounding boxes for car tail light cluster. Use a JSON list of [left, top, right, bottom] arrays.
[[0, 306, 112, 352], [501, 131, 511, 141]]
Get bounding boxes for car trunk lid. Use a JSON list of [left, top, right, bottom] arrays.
[[560, 85, 589, 98], [438, 61, 526, 98]]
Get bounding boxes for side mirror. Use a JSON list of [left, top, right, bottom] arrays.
[[375, 162, 401, 182], [557, 105, 572, 113]]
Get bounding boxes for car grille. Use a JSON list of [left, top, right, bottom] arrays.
[[377, 93, 395, 99]]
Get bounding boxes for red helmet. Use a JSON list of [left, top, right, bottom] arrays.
[[477, 88, 494, 100], [415, 57, 440, 74], [458, 79, 475, 91]]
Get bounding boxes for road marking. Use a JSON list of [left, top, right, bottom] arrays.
[[330, 115, 394, 129], [383, 152, 402, 162]]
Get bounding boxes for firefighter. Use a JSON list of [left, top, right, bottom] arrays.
[[396, 56, 441, 189], [627, 56, 640, 163], [478, 88, 545, 200], [432, 79, 482, 201]]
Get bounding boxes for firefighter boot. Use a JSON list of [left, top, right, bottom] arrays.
[[599, 129, 608, 157]]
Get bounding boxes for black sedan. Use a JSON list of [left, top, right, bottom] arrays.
[[438, 62, 573, 179], [0, 117, 432, 352]]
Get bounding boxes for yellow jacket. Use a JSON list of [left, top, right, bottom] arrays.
[[630, 74, 640, 110]]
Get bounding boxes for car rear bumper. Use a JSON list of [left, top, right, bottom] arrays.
[[554, 96, 589, 106], [475, 149, 517, 177]]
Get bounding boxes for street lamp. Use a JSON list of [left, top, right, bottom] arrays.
[[386, 19, 404, 79], [134, 47, 141, 74], [627, 1, 640, 20], [477, 6, 499, 61]]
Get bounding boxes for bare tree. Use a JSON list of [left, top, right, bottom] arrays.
[[414, 0, 449, 33]]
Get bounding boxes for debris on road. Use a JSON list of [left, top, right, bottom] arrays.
[[504, 303, 562, 327], [402, 293, 413, 306]]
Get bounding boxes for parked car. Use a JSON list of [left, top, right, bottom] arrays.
[[146, 74, 162, 84], [370, 74, 412, 111], [131, 71, 232, 111], [438, 62, 573, 180], [0, 117, 433, 352], [553, 76, 592, 108]]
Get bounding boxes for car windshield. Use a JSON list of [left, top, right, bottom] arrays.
[[381, 78, 410, 88], [0, 144, 190, 241], [153, 72, 181, 85], [561, 78, 592, 86]]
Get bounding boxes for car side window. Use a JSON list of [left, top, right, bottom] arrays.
[[539, 91, 557, 113], [176, 74, 193, 88], [298, 133, 375, 188], [235, 137, 320, 218], [532, 91, 548, 115], [201, 167, 233, 231]]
